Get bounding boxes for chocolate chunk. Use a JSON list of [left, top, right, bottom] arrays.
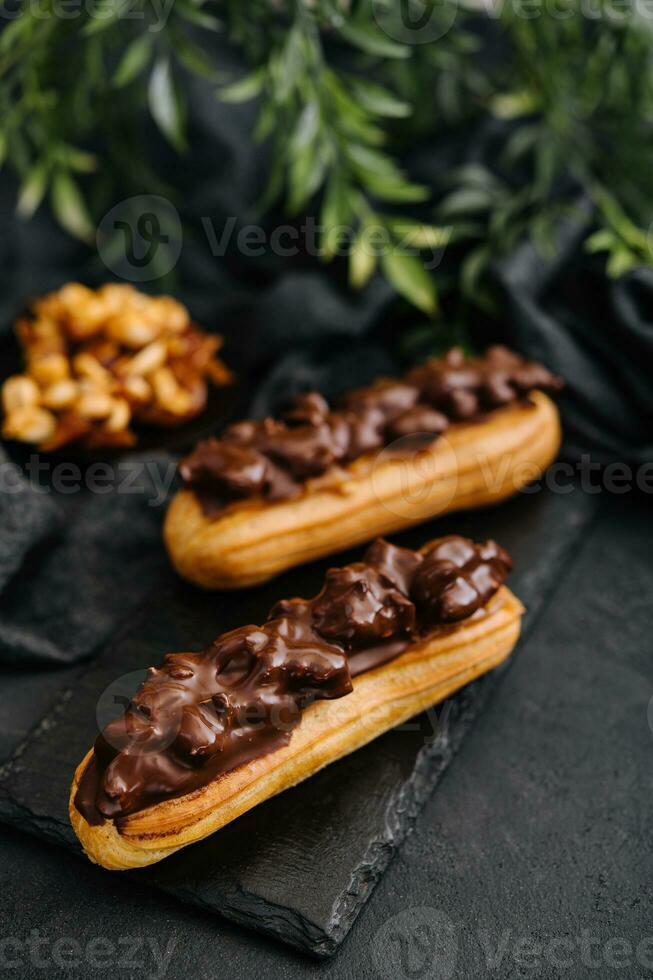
[[256, 421, 343, 480], [411, 535, 512, 623], [444, 388, 479, 420], [179, 440, 269, 499], [312, 564, 416, 650], [282, 391, 330, 427], [387, 405, 450, 440], [341, 379, 419, 422], [363, 539, 423, 594], [329, 408, 385, 462]]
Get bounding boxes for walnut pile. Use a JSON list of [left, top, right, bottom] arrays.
[[1, 283, 231, 451]]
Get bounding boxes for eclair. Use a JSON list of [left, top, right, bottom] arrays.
[[70, 535, 523, 870], [164, 346, 562, 589]]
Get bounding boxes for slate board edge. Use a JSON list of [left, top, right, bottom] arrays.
[[315, 665, 507, 957]]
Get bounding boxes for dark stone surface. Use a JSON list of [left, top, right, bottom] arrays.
[[0, 487, 597, 957], [0, 487, 650, 976]]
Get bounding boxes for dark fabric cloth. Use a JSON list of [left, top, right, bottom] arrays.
[[497, 213, 653, 464], [0, 454, 175, 666], [0, 449, 63, 595]]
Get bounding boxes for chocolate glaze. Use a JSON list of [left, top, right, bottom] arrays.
[[179, 346, 563, 515], [75, 535, 512, 825]]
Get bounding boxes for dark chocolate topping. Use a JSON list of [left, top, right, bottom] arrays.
[[75, 535, 512, 825], [180, 346, 563, 513]]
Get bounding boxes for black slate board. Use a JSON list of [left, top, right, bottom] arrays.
[[0, 487, 597, 957]]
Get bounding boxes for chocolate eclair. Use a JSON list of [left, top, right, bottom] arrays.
[[70, 535, 524, 870], [164, 346, 562, 589]]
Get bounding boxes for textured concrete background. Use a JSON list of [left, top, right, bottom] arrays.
[[0, 487, 651, 978]]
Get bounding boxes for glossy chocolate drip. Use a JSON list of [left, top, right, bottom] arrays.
[[75, 535, 512, 825], [179, 346, 563, 514]]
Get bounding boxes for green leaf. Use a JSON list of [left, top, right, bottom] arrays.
[[0, 18, 28, 54], [530, 210, 558, 260], [385, 219, 452, 248], [61, 147, 98, 173], [339, 22, 410, 59], [288, 142, 329, 213], [489, 89, 539, 120], [533, 138, 557, 195], [113, 34, 153, 87], [83, 0, 130, 35], [461, 245, 491, 298], [349, 229, 377, 289], [381, 252, 438, 315], [174, 35, 220, 80], [594, 188, 649, 251], [17, 163, 48, 219], [273, 24, 306, 102], [438, 187, 495, 218], [445, 164, 502, 190], [365, 176, 430, 203], [174, 0, 221, 30], [50, 171, 94, 242], [148, 58, 186, 151], [220, 69, 264, 103], [289, 101, 320, 153], [347, 142, 402, 178], [502, 125, 540, 166], [349, 79, 411, 118], [606, 247, 640, 278], [320, 172, 353, 259], [585, 228, 616, 254]]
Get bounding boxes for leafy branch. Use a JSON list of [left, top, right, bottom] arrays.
[[2, 0, 653, 315]]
